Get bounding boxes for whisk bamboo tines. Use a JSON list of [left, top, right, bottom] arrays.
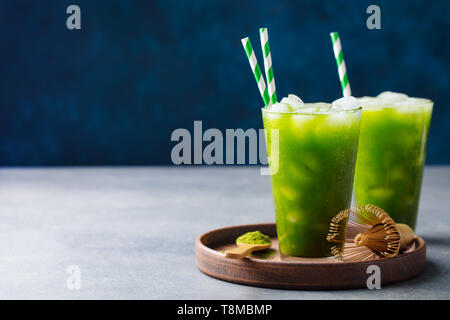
[[326, 204, 415, 262]]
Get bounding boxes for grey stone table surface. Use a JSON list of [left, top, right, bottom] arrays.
[[0, 166, 448, 300]]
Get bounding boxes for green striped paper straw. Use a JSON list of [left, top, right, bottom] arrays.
[[241, 37, 271, 106], [330, 32, 351, 97], [259, 28, 277, 104]]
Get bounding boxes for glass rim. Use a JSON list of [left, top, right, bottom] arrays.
[[261, 106, 362, 115], [357, 97, 434, 108]]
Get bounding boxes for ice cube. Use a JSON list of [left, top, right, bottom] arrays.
[[295, 107, 318, 114], [294, 102, 331, 114], [281, 94, 304, 110], [331, 96, 360, 110], [393, 98, 427, 114], [358, 96, 379, 107], [327, 110, 350, 126], [268, 102, 290, 113], [397, 97, 433, 113], [312, 102, 332, 112], [377, 91, 408, 103], [395, 97, 432, 107], [291, 114, 316, 135], [288, 94, 304, 105]]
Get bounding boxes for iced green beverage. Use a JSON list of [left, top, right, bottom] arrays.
[[354, 92, 433, 230], [262, 95, 361, 257]]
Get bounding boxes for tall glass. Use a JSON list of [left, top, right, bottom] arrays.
[[262, 104, 361, 257], [354, 97, 433, 230]]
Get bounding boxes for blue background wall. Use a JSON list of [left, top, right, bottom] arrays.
[[1, 0, 449, 165]]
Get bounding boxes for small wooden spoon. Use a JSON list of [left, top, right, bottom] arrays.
[[225, 243, 272, 259]]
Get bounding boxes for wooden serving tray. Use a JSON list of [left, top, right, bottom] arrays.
[[195, 223, 426, 290]]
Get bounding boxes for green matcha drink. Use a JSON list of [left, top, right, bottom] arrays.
[[354, 92, 433, 229], [262, 95, 361, 257]]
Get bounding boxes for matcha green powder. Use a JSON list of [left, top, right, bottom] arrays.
[[236, 231, 271, 245]]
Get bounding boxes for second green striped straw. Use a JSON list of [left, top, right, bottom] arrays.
[[241, 37, 271, 106], [259, 28, 277, 104], [330, 32, 352, 97]]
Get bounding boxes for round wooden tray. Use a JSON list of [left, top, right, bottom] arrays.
[[195, 223, 426, 290]]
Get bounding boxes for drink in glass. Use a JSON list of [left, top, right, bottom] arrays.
[[354, 92, 433, 229], [262, 95, 361, 257]]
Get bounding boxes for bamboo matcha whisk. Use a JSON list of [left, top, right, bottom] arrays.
[[327, 204, 415, 262]]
